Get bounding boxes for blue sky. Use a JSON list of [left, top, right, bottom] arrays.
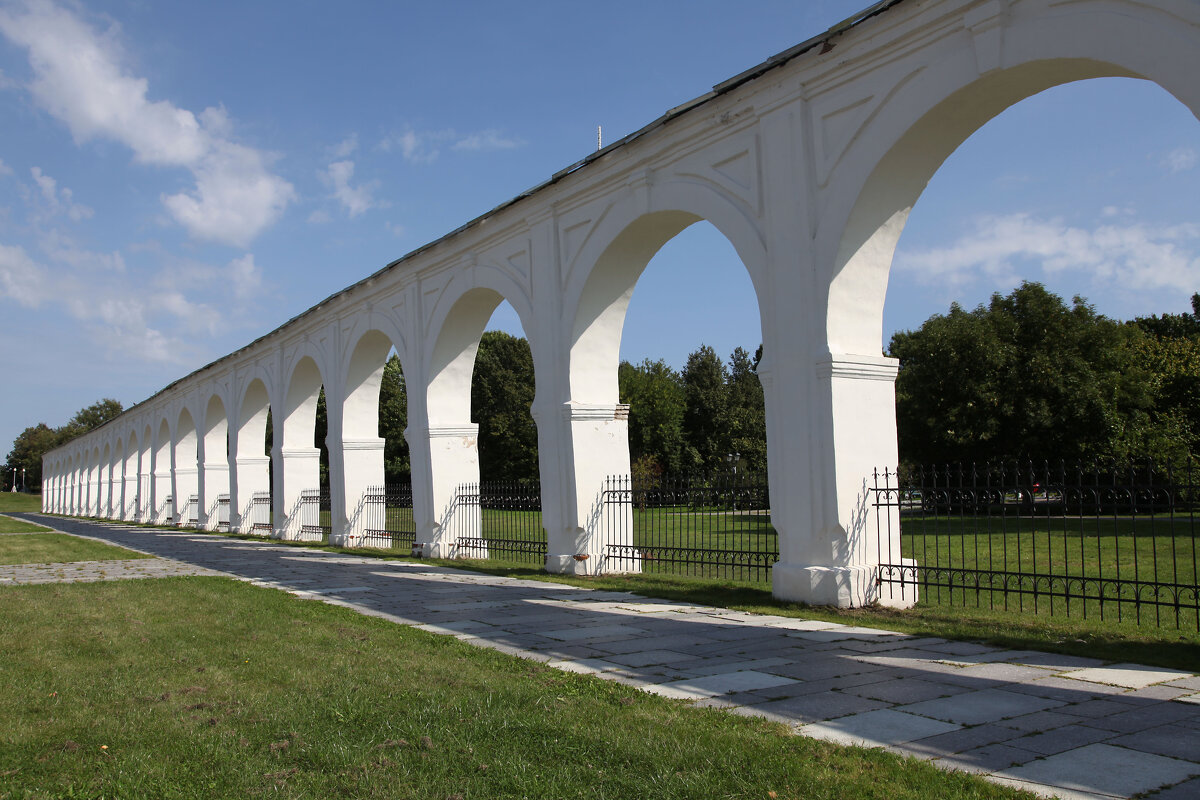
[[1, 0, 1197, 460]]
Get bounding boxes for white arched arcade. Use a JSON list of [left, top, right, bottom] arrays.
[[40, 0, 1200, 608]]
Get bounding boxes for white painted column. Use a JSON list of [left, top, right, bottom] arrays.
[[763, 351, 913, 608], [122, 463, 138, 520], [334, 436, 384, 546], [753, 105, 913, 609], [408, 420, 481, 558], [542, 402, 634, 576], [174, 466, 198, 526], [233, 454, 270, 533], [199, 450, 229, 531], [274, 443, 320, 539], [152, 453, 172, 525]]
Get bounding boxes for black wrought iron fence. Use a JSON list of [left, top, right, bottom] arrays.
[[249, 491, 272, 535], [602, 473, 777, 582], [448, 480, 545, 563], [183, 493, 200, 527], [873, 460, 1200, 630], [361, 483, 415, 550], [156, 494, 172, 524], [297, 488, 331, 542], [216, 493, 231, 531]]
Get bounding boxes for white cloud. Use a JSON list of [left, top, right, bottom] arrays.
[[1164, 147, 1198, 174], [161, 139, 293, 247], [896, 212, 1200, 294], [0, 0, 294, 246], [379, 126, 524, 163], [226, 253, 262, 301], [331, 134, 358, 159], [39, 229, 123, 271], [0, 157, 12, 177], [0, 231, 265, 364], [307, 209, 331, 224], [29, 166, 93, 220], [320, 159, 379, 217], [452, 129, 523, 152], [0, 241, 48, 307]]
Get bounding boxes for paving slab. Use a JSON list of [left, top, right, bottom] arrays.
[[797, 708, 961, 749], [1062, 664, 1194, 689], [997, 743, 1200, 799], [899, 688, 1067, 726], [642, 670, 797, 700]]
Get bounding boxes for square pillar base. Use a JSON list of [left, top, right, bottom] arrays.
[[771, 560, 916, 609]]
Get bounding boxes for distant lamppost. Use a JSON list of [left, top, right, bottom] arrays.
[[8, 467, 15, 493], [726, 452, 741, 512], [20, 467, 26, 493]]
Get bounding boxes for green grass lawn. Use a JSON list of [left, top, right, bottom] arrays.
[[0, 515, 52, 534], [0, 493, 41, 513], [0, 577, 1033, 800], [0, 534, 150, 565]]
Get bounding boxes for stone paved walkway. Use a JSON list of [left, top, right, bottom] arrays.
[[9, 513, 1200, 800]]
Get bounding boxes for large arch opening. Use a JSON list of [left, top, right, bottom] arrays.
[[236, 378, 273, 535], [341, 328, 411, 549], [568, 210, 770, 579], [424, 288, 540, 561], [154, 419, 172, 524], [140, 424, 153, 522], [279, 356, 328, 540], [99, 442, 112, 518], [818, 41, 1200, 607], [202, 394, 230, 530], [87, 447, 99, 516], [174, 408, 199, 526], [123, 431, 138, 520]]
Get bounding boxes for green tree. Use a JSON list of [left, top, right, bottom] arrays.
[[890, 282, 1151, 465], [619, 358, 686, 474], [725, 346, 767, 474], [5, 423, 60, 490], [378, 354, 410, 483], [1130, 293, 1200, 340], [1125, 321, 1200, 462], [60, 398, 124, 439], [472, 331, 538, 481], [681, 344, 730, 472]]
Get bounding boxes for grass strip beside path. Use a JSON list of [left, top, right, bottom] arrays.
[[0, 515, 52, 534], [0, 534, 150, 565], [0, 494, 42, 513], [0, 577, 1033, 800]]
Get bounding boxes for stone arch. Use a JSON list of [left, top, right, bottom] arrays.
[[102, 441, 114, 518], [123, 430, 139, 519], [282, 355, 324, 450], [234, 376, 273, 533], [564, 183, 768, 403], [342, 326, 407, 441], [277, 353, 328, 538], [823, 3, 1200, 356], [423, 268, 540, 423], [202, 393, 230, 528], [87, 446, 100, 516], [336, 322, 414, 542], [174, 407, 199, 525], [154, 417, 172, 523]]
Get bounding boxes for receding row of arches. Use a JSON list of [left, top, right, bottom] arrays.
[[41, 0, 1200, 607]]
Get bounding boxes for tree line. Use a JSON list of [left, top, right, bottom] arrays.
[[13, 281, 1200, 491]]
